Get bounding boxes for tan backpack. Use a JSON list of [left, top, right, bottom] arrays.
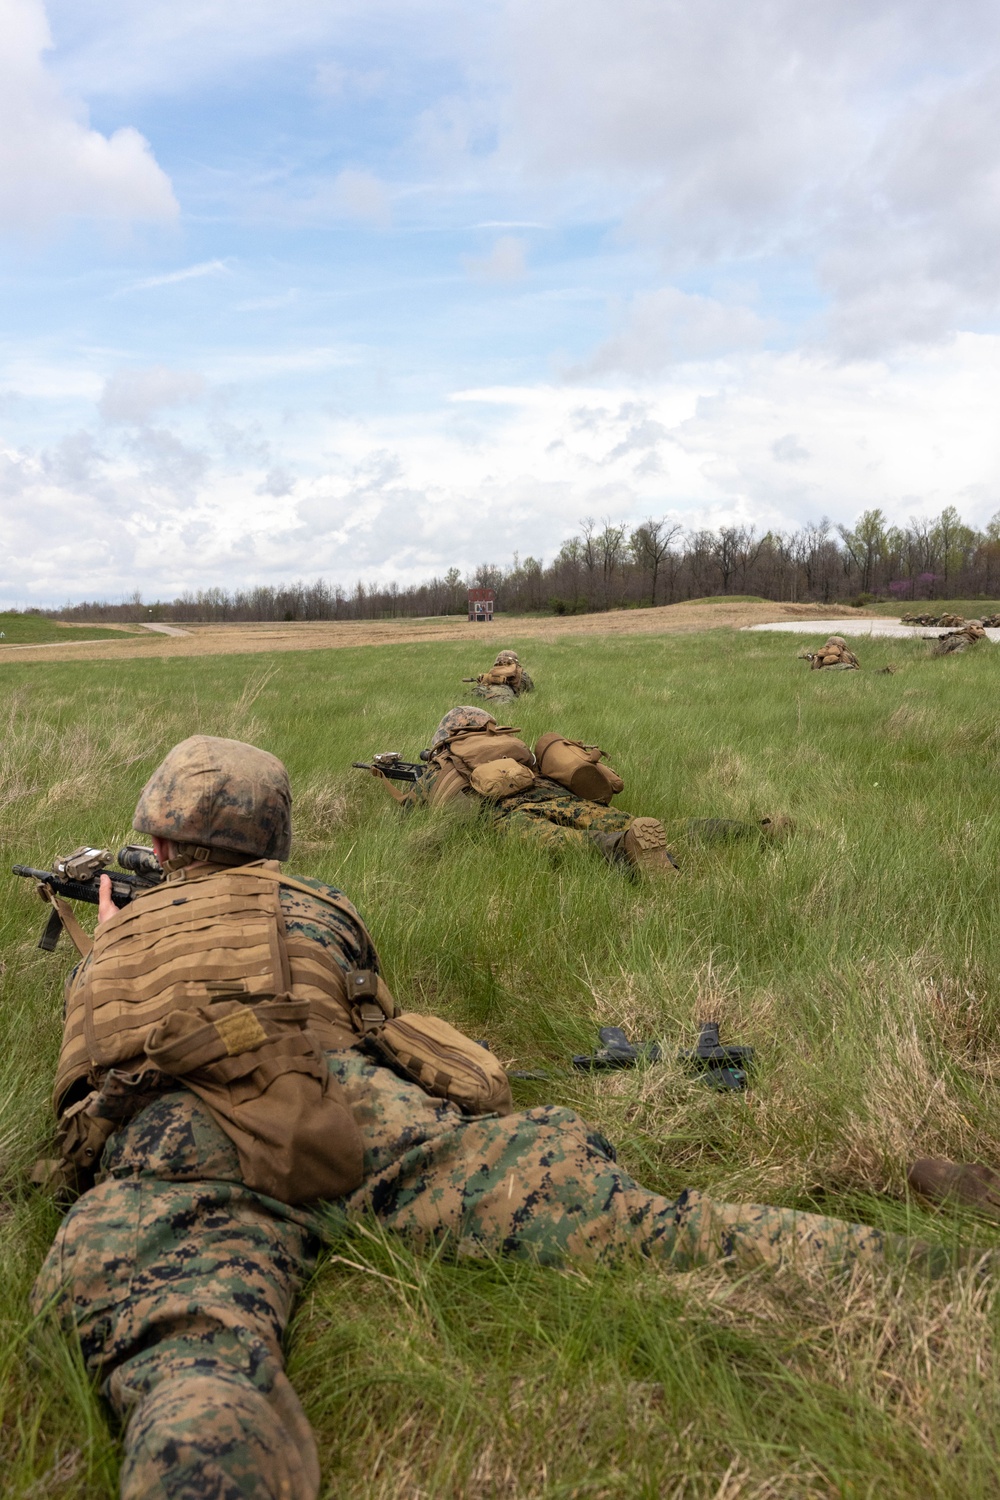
[[427, 725, 536, 805], [479, 663, 522, 689], [534, 733, 624, 804]]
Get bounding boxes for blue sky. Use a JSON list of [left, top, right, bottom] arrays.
[[2, 0, 1000, 606]]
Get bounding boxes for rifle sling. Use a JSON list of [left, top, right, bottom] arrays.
[[42, 887, 93, 958]]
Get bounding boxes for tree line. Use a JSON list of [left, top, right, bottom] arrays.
[[46, 506, 1000, 623]]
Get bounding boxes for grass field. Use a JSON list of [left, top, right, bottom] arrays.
[[859, 599, 1000, 619], [0, 613, 138, 645], [3, 626, 1000, 1496]]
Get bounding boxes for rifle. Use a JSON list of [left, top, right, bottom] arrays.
[[352, 751, 427, 784], [13, 844, 164, 951]]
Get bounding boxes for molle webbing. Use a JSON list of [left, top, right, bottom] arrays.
[[82, 872, 292, 1067], [428, 726, 536, 806], [54, 863, 383, 1112], [480, 664, 522, 689]]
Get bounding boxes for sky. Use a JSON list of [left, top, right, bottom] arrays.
[[1, 0, 1000, 607]]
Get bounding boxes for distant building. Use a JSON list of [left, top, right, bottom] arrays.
[[468, 588, 494, 623]]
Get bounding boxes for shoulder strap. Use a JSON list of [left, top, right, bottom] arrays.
[[43, 887, 93, 957], [222, 863, 365, 925]]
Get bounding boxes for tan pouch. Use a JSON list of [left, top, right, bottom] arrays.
[[480, 665, 520, 688], [447, 727, 535, 772], [144, 998, 364, 1205], [368, 1013, 513, 1116], [534, 732, 625, 804], [469, 757, 536, 799]]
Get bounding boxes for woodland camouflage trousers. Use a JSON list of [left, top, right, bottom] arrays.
[[34, 1051, 924, 1500]]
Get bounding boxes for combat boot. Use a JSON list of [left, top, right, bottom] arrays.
[[908, 1158, 1000, 1221], [622, 817, 679, 875]]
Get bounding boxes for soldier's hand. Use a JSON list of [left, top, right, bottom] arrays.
[[97, 873, 117, 926]]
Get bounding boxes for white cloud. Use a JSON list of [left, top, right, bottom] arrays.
[[126, 260, 230, 292], [0, 0, 177, 231], [99, 366, 205, 425], [576, 288, 767, 375], [463, 235, 527, 282], [5, 337, 1000, 605], [494, 0, 1000, 350], [313, 59, 387, 99], [328, 169, 392, 228]]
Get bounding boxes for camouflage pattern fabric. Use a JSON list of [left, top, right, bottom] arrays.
[[472, 681, 517, 704], [322, 1051, 914, 1275], [133, 735, 292, 861], [493, 776, 634, 859], [34, 1046, 955, 1497], [35, 876, 371, 1500], [278, 875, 377, 974], [431, 705, 497, 749], [936, 624, 986, 655], [33, 1090, 321, 1500]]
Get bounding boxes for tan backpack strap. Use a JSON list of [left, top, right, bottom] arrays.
[[343, 968, 396, 1035], [42, 887, 93, 957], [223, 865, 397, 1026], [217, 863, 369, 925], [369, 767, 410, 804]]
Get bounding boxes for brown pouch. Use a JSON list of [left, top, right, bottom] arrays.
[[144, 998, 364, 1205], [468, 757, 536, 799], [367, 1013, 513, 1116], [447, 727, 535, 772], [533, 732, 625, 804]]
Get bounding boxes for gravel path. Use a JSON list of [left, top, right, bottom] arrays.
[[744, 618, 1000, 641]]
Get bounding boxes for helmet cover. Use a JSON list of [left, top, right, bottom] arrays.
[[133, 735, 292, 860], [431, 706, 497, 749]]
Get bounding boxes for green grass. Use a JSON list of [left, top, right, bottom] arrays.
[[3, 630, 1000, 1495], [851, 598, 1000, 619], [0, 613, 138, 644]]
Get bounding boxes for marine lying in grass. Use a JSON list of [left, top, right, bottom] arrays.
[[32, 732, 974, 1500], [461, 648, 535, 704], [365, 705, 791, 875], [800, 635, 861, 670], [935, 622, 988, 655]]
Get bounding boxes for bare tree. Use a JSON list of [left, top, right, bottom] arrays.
[[630, 517, 681, 605]]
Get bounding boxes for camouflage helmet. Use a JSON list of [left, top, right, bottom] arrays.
[[431, 705, 496, 749], [133, 735, 292, 861], [825, 636, 848, 649], [493, 650, 520, 666]]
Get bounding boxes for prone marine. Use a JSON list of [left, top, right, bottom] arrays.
[[32, 735, 986, 1499], [463, 648, 535, 704], [802, 636, 860, 670], [371, 706, 790, 873]]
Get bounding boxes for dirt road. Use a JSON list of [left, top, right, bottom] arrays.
[[0, 600, 880, 665]]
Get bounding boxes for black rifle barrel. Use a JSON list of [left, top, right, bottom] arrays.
[[12, 865, 149, 908], [352, 759, 424, 782]]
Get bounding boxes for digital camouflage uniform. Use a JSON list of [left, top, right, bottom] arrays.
[[33, 736, 919, 1500], [935, 623, 987, 655], [805, 636, 860, 671], [34, 873, 935, 1489], [470, 650, 535, 705], [406, 709, 775, 866]]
